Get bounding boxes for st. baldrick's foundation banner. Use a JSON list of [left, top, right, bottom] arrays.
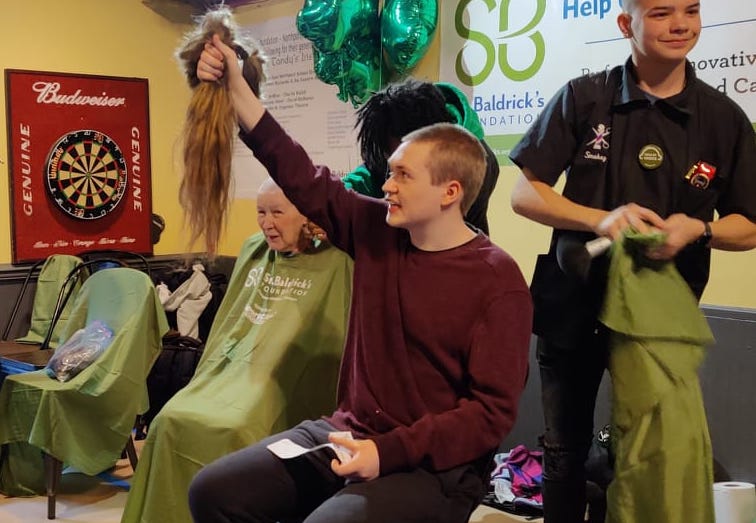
[[5, 69, 152, 263], [440, 0, 756, 164]]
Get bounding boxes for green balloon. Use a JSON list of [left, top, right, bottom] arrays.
[[297, 0, 378, 52], [300, 0, 382, 107], [342, 54, 382, 106], [313, 47, 382, 108], [313, 48, 343, 84], [298, 0, 438, 106], [381, 0, 438, 73]]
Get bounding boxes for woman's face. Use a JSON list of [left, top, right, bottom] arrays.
[[256, 186, 307, 253]]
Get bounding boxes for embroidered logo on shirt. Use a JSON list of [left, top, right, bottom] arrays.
[[587, 124, 611, 150], [584, 123, 610, 163]]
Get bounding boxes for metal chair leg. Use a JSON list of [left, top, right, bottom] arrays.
[[42, 438, 135, 520], [125, 435, 139, 471], [44, 452, 62, 519]]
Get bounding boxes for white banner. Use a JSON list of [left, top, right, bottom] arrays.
[[231, 16, 360, 199], [440, 0, 756, 163]]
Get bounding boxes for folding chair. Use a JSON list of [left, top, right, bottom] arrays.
[[1, 258, 127, 379], [0, 255, 82, 353], [0, 267, 169, 519], [77, 249, 152, 279], [1, 256, 84, 383]]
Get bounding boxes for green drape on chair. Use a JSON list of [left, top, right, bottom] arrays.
[[14, 254, 83, 348], [120, 234, 352, 523], [600, 232, 715, 523], [0, 268, 169, 496]]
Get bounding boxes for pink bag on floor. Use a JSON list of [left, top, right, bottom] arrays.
[[505, 444, 544, 503]]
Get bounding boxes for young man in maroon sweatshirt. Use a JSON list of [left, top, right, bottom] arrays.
[[187, 34, 533, 523]]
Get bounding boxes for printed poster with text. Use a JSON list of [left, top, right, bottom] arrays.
[[231, 16, 361, 199], [440, 0, 755, 164]]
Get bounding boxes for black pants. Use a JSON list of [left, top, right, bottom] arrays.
[[537, 327, 609, 523], [188, 419, 484, 523]]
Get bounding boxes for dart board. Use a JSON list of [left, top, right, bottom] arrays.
[[45, 129, 128, 220]]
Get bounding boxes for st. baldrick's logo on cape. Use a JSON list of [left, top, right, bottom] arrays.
[[6, 70, 152, 263]]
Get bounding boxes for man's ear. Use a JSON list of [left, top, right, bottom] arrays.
[[617, 12, 632, 38], [441, 180, 463, 208]]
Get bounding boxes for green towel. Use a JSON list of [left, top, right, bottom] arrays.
[[120, 234, 352, 523], [600, 232, 715, 523]]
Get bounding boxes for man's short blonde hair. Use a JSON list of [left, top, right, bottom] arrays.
[[621, 0, 638, 13], [402, 123, 486, 215]]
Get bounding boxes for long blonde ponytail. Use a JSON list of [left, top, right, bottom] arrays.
[[176, 6, 265, 254]]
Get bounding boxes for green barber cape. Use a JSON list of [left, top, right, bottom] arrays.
[[121, 234, 353, 523], [600, 232, 715, 523], [15, 254, 84, 348]]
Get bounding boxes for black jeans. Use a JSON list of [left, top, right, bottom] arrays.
[[188, 419, 484, 523], [537, 327, 609, 523]]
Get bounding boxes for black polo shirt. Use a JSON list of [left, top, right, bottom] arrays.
[[510, 58, 756, 345]]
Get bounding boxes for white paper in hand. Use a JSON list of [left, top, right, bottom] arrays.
[[266, 439, 331, 459], [266, 432, 353, 462]]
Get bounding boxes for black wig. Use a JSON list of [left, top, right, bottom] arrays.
[[355, 79, 454, 177]]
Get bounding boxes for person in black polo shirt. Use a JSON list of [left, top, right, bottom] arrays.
[[509, 0, 756, 521]]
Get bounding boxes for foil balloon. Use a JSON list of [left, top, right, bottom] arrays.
[[381, 0, 437, 74], [313, 47, 382, 107], [299, 0, 382, 106], [313, 48, 343, 84], [342, 52, 382, 106], [297, 0, 438, 106], [297, 0, 377, 52]]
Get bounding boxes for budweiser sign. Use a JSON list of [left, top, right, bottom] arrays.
[[32, 81, 126, 107], [6, 68, 152, 263]]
